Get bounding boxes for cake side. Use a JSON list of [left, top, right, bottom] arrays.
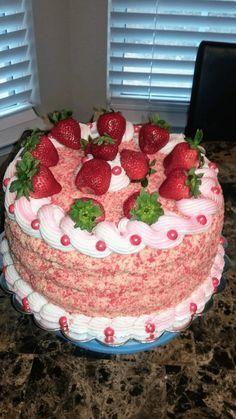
[[1, 114, 225, 343]]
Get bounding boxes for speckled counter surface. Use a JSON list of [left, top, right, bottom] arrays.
[[0, 141, 235, 419]]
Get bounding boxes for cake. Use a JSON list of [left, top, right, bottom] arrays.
[[0, 110, 225, 345]]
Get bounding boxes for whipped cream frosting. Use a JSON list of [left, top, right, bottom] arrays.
[[0, 235, 225, 344], [2, 121, 224, 258]]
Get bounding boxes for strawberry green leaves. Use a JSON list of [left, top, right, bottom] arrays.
[[130, 189, 164, 225], [69, 198, 105, 232], [10, 152, 39, 199]]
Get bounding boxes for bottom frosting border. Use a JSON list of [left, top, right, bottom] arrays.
[[0, 232, 226, 346]]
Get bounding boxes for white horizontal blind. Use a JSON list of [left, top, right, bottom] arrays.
[[108, 0, 236, 104], [0, 0, 35, 117]]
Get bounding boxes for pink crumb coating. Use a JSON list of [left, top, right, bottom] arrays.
[[5, 206, 224, 317]]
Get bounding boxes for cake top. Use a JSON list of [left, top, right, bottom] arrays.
[[3, 109, 223, 258]]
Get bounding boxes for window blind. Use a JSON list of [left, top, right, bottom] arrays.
[[108, 0, 236, 104], [0, 0, 35, 117]]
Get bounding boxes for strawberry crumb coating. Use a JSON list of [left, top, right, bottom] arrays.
[[5, 206, 223, 317], [3, 130, 225, 320]]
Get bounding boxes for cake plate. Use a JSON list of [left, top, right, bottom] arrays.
[[0, 234, 230, 355]]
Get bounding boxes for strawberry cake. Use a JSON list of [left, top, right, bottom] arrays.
[[1, 110, 225, 345]]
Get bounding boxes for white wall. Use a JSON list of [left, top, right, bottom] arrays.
[[31, 0, 72, 116], [31, 0, 187, 129], [69, 0, 108, 121], [31, 0, 108, 123]]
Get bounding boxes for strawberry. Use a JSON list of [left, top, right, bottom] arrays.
[[120, 149, 149, 181], [139, 115, 170, 154], [159, 167, 202, 201], [163, 129, 204, 175], [90, 134, 118, 161], [123, 189, 163, 224], [48, 110, 81, 149], [123, 191, 140, 219], [10, 152, 62, 199], [97, 110, 126, 145], [21, 129, 59, 167], [69, 197, 105, 232], [75, 158, 111, 195]]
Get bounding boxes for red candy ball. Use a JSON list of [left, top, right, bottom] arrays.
[[96, 240, 106, 251], [212, 277, 219, 288], [220, 236, 225, 245], [190, 302, 197, 314], [3, 178, 10, 187], [104, 326, 115, 337], [61, 235, 71, 246], [8, 204, 14, 214], [22, 297, 30, 312], [211, 186, 220, 194], [59, 316, 68, 330], [31, 219, 40, 230], [208, 162, 217, 170], [130, 234, 141, 246], [167, 230, 178, 240], [111, 166, 122, 175], [197, 215, 207, 225], [105, 336, 114, 344], [145, 323, 155, 334]]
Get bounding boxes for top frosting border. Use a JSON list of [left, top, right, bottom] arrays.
[[3, 121, 224, 258]]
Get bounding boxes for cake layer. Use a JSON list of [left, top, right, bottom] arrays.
[[1, 234, 225, 344], [5, 204, 224, 317]]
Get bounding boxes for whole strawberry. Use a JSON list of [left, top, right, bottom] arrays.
[[120, 149, 149, 181], [10, 152, 62, 199], [159, 167, 202, 201], [69, 197, 105, 232], [139, 115, 170, 154], [163, 129, 204, 175], [22, 129, 59, 167], [75, 158, 111, 195], [97, 110, 126, 145], [48, 110, 81, 149], [90, 134, 118, 161], [123, 189, 163, 224]]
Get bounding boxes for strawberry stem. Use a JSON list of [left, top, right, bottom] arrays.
[[48, 110, 73, 125], [186, 167, 203, 197], [131, 189, 164, 225], [69, 199, 102, 232], [21, 129, 44, 155], [149, 114, 170, 130], [9, 152, 40, 199]]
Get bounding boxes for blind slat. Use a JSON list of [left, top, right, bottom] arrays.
[[0, 0, 35, 117], [0, 60, 30, 78], [0, 75, 31, 95], [108, 0, 236, 103], [0, 89, 32, 110], [0, 29, 27, 48], [0, 12, 24, 29], [0, 45, 28, 63], [0, 0, 22, 14]]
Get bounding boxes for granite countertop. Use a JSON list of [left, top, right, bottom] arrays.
[[0, 141, 235, 419]]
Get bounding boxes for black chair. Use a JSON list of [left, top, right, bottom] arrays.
[[185, 41, 236, 141]]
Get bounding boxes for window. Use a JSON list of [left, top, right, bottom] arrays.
[[0, 0, 37, 118], [108, 0, 236, 106]]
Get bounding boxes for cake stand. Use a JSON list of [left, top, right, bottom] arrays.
[[0, 233, 230, 355]]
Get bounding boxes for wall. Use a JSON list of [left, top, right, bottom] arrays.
[[69, 0, 108, 121], [31, 0, 72, 117], [31, 0, 108, 123]]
